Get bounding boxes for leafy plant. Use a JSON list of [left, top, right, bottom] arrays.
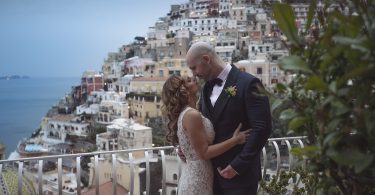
[[260, 168, 318, 195], [271, 0, 375, 194]]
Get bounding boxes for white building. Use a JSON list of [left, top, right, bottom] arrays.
[[169, 17, 237, 36], [96, 118, 152, 151], [41, 115, 90, 145], [215, 29, 239, 62], [75, 103, 99, 115]]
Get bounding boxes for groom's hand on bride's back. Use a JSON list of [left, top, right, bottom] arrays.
[[177, 146, 186, 162]]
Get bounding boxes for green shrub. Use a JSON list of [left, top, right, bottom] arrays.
[[271, 0, 375, 194]]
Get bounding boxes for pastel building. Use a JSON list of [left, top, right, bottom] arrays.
[[81, 71, 104, 100], [128, 95, 162, 125]]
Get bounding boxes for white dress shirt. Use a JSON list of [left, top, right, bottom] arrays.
[[210, 64, 232, 106]]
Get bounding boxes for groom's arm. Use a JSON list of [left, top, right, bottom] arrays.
[[229, 79, 272, 175]]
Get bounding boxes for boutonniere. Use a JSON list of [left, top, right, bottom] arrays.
[[225, 85, 237, 97]]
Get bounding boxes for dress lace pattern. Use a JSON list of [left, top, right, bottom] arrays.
[[177, 107, 215, 195]]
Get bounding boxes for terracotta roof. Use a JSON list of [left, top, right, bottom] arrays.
[[132, 77, 168, 81], [50, 114, 75, 122], [82, 181, 128, 195]]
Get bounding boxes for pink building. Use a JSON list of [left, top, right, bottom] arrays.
[[81, 71, 104, 100]]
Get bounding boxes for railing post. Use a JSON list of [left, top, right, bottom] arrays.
[[95, 155, 99, 195], [261, 147, 267, 180], [76, 156, 81, 195], [38, 159, 43, 195], [58, 158, 62, 195], [144, 150, 150, 195], [18, 161, 23, 195], [283, 140, 293, 171], [297, 139, 306, 168], [271, 141, 281, 179], [112, 154, 117, 195], [175, 148, 182, 181], [160, 150, 166, 195], [129, 152, 135, 195]]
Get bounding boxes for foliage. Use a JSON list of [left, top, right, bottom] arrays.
[[125, 49, 135, 59], [166, 31, 176, 39], [86, 124, 106, 144], [260, 168, 318, 195], [271, 0, 375, 194], [139, 159, 163, 195], [147, 117, 166, 146], [134, 36, 147, 45]]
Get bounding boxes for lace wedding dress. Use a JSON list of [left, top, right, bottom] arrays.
[[177, 107, 215, 195]]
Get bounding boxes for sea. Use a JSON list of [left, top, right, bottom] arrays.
[[0, 77, 79, 158]]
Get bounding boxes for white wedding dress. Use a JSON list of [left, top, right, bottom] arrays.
[[177, 107, 215, 195]]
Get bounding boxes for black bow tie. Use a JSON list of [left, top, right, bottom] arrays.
[[210, 78, 223, 87]]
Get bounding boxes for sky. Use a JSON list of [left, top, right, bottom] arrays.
[[0, 0, 186, 77]]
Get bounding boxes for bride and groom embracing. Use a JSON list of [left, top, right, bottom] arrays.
[[161, 42, 272, 195]]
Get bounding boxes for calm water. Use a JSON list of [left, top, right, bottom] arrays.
[[0, 77, 79, 158]]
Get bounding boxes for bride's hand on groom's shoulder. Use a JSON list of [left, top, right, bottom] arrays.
[[232, 123, 251, 144]]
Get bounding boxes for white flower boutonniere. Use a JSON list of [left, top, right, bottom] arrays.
[[225, 85, 237, 97]]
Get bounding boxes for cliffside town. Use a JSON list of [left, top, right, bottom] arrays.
[[8, 0, 325, 194]]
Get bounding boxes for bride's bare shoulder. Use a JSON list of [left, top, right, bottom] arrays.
[[183, 108, 201, 122]]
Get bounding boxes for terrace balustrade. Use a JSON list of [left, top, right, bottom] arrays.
[[0, 136, 306, 195]]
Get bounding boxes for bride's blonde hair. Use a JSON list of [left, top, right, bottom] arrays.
[[161, 75, 189, 146]]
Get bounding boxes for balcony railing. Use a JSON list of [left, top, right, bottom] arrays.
[[0, 136, 306, 195]]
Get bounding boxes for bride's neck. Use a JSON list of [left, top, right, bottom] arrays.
[[188, 96, 197, 109]]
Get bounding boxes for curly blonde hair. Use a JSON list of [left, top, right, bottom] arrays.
[[161, 75, 190, 146]]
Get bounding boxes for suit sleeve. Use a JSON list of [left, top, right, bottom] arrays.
[[230, 79, 272, 174]]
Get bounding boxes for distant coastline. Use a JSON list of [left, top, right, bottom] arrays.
[[0, 75, 30, 80]]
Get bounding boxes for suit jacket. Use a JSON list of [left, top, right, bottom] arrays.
[[200, 65, 272, 189]]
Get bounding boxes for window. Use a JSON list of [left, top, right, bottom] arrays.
[[257, 67, 263, 74], [272, 67, 277, 74], [173, 173, 178, 180], [158, 70, 164, 77]]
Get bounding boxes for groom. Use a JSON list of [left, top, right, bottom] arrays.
[[186, 42, 272, 195]]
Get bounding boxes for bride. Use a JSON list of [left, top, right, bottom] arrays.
[[162, 75, 250, 195]]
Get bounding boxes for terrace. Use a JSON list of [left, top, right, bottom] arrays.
[[0, 136, 306, 195]]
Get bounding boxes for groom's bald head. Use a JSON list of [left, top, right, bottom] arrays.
[[186, 41, 223, 81]]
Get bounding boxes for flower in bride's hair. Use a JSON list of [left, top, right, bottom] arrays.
[[225, 85, 237, 97]]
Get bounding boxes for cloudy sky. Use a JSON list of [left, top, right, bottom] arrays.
[[0, 0, 186, 77]]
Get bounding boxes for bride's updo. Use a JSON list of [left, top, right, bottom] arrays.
[[161, 75, 190, 146]]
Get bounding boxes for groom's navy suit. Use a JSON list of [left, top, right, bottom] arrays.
[[200, 65, 272, 195]]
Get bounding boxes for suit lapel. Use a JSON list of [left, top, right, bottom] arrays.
[[212, 65, 240, 125], [201, 82, 214, 120]]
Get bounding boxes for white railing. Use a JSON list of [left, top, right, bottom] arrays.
[[0, 136, 306, 195]]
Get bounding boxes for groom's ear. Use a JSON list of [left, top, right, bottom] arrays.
[[202, 54, 210, 65]]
